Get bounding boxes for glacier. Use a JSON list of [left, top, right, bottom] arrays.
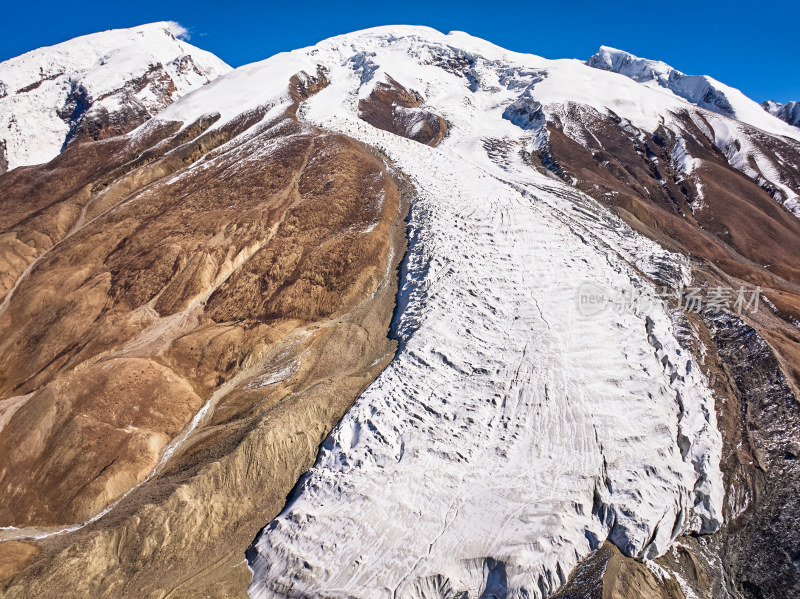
[[220, 27, 728, 598]]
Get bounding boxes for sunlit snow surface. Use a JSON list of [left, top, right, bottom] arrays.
[[183, 27, 727, 599], [587, 45, 800, 141], [0, 22, 229, 170]]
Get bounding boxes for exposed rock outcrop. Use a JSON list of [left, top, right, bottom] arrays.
[[358, 75, 448, 146], [551, 542, 687, 599]]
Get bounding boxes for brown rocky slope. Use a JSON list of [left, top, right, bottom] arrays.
[[0, 68, 409, 598]]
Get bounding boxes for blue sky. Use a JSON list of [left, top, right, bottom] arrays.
[[2, 0, 798, 103]]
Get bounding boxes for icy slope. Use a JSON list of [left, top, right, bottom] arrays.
[[0, 22, 229, 171], [587, 46, 800, 140], [170, 26, 729, 598]]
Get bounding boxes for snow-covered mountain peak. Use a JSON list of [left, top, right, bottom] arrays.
[[156, 26, 665, 136], [311, 25, 527, 61], [587, 45, 800, 141], [151, 25, 800, 222], [589, 45, 675, 82], [0, 21, 230, 171], [157, 26, 800, 145], [0, 22, 186, 85]]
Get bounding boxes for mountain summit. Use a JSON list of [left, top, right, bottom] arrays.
[[587, 45, 799, 138]]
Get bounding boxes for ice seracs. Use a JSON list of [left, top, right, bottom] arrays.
[[0, 21, 230, 171]]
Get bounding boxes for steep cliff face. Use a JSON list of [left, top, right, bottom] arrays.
[[0, 24, 798, 599], [705, 314, 800, 597], [764, 100, 800, 128], [0, 22, 230, 171]]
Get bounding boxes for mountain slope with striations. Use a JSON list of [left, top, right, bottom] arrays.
[[0, 24, 798, 599]]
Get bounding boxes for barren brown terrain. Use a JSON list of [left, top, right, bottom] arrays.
[[0, 68, 409, 598], [551, 542, 688, 599]]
